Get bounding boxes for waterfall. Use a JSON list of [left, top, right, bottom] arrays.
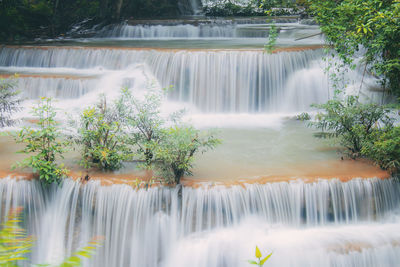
[[0, 46, 328, 113], [0, 13, 395, 267], [96, 24, 270, 38], [93, 21, 322, 40], [0, 177, 399, 266], [16, 77, 97, 99]]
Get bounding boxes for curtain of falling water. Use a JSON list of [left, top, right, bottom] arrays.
[[96, 24, 270, 38], [0, 47, 328, 112], [0, 177, 399, 266]]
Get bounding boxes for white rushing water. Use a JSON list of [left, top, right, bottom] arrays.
[[0, 46, 330, 113], [95, 23, 322, 39], [0, 177, 399, 267], [97, 24, 243, 38], [16, 77, 97, 99], [0, 44, 385, 129], [0, 18, 396, 267]]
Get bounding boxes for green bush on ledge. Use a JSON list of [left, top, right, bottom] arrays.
[[14, 97, 68, 184]]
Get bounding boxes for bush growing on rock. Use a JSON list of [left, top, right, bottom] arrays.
[[311, 94, 400, 174], [312, 95, 392, 157], [73, 95, 130, 171], [152, 125, 221, 184], [72, 88, 221, 184], [14, 97, 68, 184], [116, 88, 220, 184], [115, 88, 178, 169], [361, 125, 400, 174]]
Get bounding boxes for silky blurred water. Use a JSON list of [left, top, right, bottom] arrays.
[[0, 18, 394, 267], [1, 178, 399, 267]]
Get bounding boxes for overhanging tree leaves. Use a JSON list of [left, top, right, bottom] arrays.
[[307, 0, 400, 97]]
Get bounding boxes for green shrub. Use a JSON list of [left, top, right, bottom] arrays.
[[311, 95, 392, 158], [265, 22, 278, 53], [0, 76, 20, 128], [72, 88, 221, 182], [203, 3, 264, 16], [73, 96, 130, 171], [116, 88, 221, 184], [14, 97, 68, 184], [115, 88, 169, 169], [296, 112, 311, 121], [311, 93, 400, 174], [361, 126, 400, 174], [152, 125, 221, 184]]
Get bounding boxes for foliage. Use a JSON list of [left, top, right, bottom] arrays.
[[58, 237, 103, 267], [261, 0, 297, 10], [0, 0, 183, 40], [0, 208, 102, 267], [203, 2, 264, 17], [0, 0, 53, 41], [0, 208, 33, 266], [262, 1, 300, 53], [361, 126, 400, 174], [115, 88, 169, 169], [152, 125, 221, 184], [0, 0, 305, 40], [311, 95, 393, 158], [265, 22, 278, 53], [0, 76, 21, 128], [14, 97, 68, 184], [114, 88, 220, 184], [307, 0, 400, 97], [119, 0, 181, 19], [73, 95, 130, 171], [71, 88, 220, 182], [130, 177, 160, 190], [296, 112, 311, 121], [248, 246, 272, 266], [203, 0, 299, 16]]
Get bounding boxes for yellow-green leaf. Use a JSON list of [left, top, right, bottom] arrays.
[[260, 252, 273, 265], [255, 246, 262, 258]]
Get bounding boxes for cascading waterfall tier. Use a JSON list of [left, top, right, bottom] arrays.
[[94, 21, 322, 40], [97, 24, 270, 38], [0, 46, 328, 112], [1, 177, 399, 266], [15, 76, 97, 99]]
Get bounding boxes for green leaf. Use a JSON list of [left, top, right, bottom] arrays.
[[260, 252, 273, 265], [255, 246, 262, 258]]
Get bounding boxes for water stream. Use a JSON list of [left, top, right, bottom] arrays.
[[1, 178, 399, 266], [0, 17, 396, 267]]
